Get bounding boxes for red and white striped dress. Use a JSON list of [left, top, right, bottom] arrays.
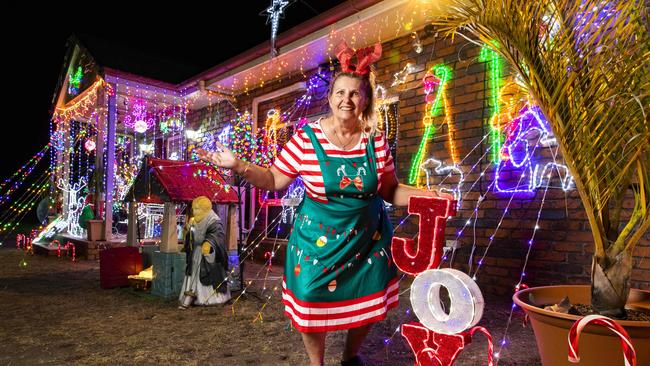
[[273, 120, 399, 332], [273, 120, 395, 203]]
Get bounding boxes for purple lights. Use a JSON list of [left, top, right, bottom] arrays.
[[495, 106, 573, 193]]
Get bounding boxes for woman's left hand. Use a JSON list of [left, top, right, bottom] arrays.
[[196, 142, 237, 169]]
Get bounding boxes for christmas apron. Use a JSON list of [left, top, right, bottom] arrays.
[[282, 125, 399, 332]]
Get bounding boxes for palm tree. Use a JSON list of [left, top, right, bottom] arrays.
[[433, 0, 649, 316]]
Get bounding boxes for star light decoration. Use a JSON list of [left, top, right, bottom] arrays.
[[261, 0, 295, 57]]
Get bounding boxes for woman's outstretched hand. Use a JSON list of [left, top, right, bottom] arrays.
[[196, 142, 237, 169]]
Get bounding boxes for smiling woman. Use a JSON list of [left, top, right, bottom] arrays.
[[198, 41, 452, 366]]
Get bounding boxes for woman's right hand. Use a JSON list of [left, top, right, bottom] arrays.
[[196, 142, 237, 169]]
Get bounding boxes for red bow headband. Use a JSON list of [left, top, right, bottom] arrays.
[[335, 41, 382, 76]]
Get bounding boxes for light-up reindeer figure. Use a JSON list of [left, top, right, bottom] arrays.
[[57, 177, 88, 237], [420, 158, 464, 208], [281, 178, 305, 224]]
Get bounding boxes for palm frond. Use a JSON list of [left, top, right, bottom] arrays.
[[433, 0, 650, 259]]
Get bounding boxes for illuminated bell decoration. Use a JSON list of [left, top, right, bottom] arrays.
[[84, 139, 96, 152], [411, 268, 484, 334], [134, 120, 149, 133], [123, 98, 154, 133]]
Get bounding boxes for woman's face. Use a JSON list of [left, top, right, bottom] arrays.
[[328, 75, 367, 122]]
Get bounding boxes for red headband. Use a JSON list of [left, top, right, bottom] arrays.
[[334, 41, 382, 76]]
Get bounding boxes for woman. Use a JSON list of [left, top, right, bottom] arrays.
[[198, 43, 450, 366]]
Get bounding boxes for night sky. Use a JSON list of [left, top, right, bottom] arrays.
[[4, 1, 347, 179]]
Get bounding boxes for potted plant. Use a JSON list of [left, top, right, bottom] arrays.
[[432, 0, 649, 364]]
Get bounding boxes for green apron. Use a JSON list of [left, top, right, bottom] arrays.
[[284, 124, 397, 307]]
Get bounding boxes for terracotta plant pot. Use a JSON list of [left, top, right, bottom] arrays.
[[513, 285, 650, 366]]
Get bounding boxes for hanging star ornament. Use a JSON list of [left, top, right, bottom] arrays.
[[261, 0, 295, 57]]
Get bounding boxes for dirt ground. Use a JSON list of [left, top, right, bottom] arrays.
[[0, 244, 540, 365]]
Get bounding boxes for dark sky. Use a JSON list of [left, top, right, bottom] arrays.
[[4, 1, 347, 179]]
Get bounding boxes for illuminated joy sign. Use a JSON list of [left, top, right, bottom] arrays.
[[391, 196, 493, 366]]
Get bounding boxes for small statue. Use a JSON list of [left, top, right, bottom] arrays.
[[178, 196, 230, 309]]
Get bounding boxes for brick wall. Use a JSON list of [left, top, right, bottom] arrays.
[[188, 28, 650, 295]]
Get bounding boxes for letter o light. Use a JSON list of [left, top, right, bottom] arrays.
[[410, 268, 484, 334]]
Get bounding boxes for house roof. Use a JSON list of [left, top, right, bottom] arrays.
[[126, 157, 238, 204], [75, 33, 201, 85], [53, 0, 448, 112]]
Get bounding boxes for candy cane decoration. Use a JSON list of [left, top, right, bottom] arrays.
[[48, 239, 61, 257], [65, 241, 76, 262], [16, 234, 24, 249], [264, 251, 273, 270], [568, 315, 636, 366], [468, 326, 494, 366], [50, 239, 61, 257], [408, 64, 455, 186]]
